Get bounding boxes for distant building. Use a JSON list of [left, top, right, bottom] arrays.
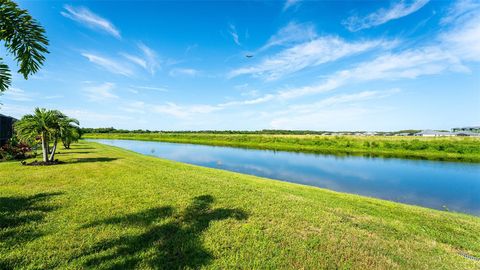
[[0, 114, 16, 146], [452, 126, 480, 133], [415, 130, 455, 137], [455, 131, 480, 137], [363, 132, 378, 136], [415, 129, 480, 137]]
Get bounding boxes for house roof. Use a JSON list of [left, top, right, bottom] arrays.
[[415, 130, 454, 135], [453, 126, 480, 129], [0, 114, 17, 122]]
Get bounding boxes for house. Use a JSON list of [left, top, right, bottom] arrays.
[[414, 130, 455, 137], [452, 126, 480, 133], [455, 131, 480, 137], [415, 129, 480, 137], [0, 114, 16, 146]]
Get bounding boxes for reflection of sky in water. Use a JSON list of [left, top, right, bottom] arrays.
[[89, 139, 480, 216]]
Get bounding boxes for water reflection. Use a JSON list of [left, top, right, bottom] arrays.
[[88, 139, 480, 216]]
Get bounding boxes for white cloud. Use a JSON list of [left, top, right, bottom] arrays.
[[138, 43, 160, 75], [267, 89, 400, 130], [1, 87, 34, 101], [129, 85, 168, 92], [219, 94, 275, 107], [272, 46, 462, 100], [282, 89, 400, 115], [169, 68, 199, 77], [152, 102, 220, 118], [343, 0, 430, 32], [229, 37, 392, 81], [83, 82, 118, 102], [229, 24, 241, 46], [121, 43, 159, 75], [82, 53, 134, 77], [259, 22, 317, 52], [439, 3, 480, 62], [61, 5, 121, 38], [63, 109, 132, 127], [45, 95, 63, 99], [121, 54, 147, 69], [122, 101, 146, 114], [0, 104, 32, 118], [283, 0, 300, 11], [441, 0, 480, 24], [270, 107, 378, 130]]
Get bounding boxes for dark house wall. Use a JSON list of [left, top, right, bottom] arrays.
[[0, 115, 15, 146]]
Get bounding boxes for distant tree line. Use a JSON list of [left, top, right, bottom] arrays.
[[81, 127, 421, 135]]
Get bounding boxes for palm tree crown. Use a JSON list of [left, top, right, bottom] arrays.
[[0, 0, 49, 92]]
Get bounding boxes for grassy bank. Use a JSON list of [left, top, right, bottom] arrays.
[[1, 141, 479, 269], [84, 133, 480, 162]]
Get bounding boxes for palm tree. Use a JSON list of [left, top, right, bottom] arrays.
[[14, 108, 79, 162], [48, 111, 79, 160], [0, 0, 49, 93], [14, 108, 56, 162], [61, 125, 81, 149]]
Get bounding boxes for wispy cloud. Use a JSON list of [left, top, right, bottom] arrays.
[[1, 87, 34, 101], [64, 109, 132, 125], [138, 43, 160, 74], [61, 5, 121, 38], [121, 43, 159, 75], [82, 53, 134, 77], [269, 89, 400, 129], [152, 102, 220, 118], [259, 22, 316, 52], [83, 82, 118, 102], [121, 54, 147, 69], [229, 36, 393, 81], [44, 95, 63, 100], [169, 68, 199, 77], [229, 24, 241, 46], [129, 85, 168, 92], [343, 0, 430, 32], [283, 0, 301, 12], [441, 0, 480, 24]]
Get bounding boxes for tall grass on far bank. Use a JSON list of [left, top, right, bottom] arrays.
[[83, 133, 480, 162]]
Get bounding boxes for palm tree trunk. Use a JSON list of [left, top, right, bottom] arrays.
[[41, 132, 48, 162], [49, 137, 57, 161]]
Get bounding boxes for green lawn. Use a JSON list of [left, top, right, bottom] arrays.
[[83, 133, 480, 162], [1, 141, 479, 269]]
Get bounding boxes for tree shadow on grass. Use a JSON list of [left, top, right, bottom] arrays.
[[71, 146, 96, 150], [60, 151, 94, 154], [0, 192, 63, 246], [77, 195, 248, 269], [67, 157, 120, 164]]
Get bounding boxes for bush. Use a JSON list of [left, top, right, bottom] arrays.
[[0, 141, 31, 161]]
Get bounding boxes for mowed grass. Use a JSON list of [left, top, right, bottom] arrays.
[[1, 142, 480, 269], [84, 133, 480, 163]]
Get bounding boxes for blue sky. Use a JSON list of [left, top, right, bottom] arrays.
[[1, 0, 479, 131]]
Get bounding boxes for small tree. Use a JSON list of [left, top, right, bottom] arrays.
[[14, 108, 79, 162], [61, 126, 81, 149], [48, 111, 79, 160], [0, 0, 49, 93]]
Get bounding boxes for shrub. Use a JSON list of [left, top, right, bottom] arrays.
[[0, 142, 31, 160]]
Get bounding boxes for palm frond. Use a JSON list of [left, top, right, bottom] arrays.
[[0, 0, 49, 79], [0, 57, 11, 92]]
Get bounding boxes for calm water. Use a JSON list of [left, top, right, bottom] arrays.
[[89, 139, 480, 216]]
